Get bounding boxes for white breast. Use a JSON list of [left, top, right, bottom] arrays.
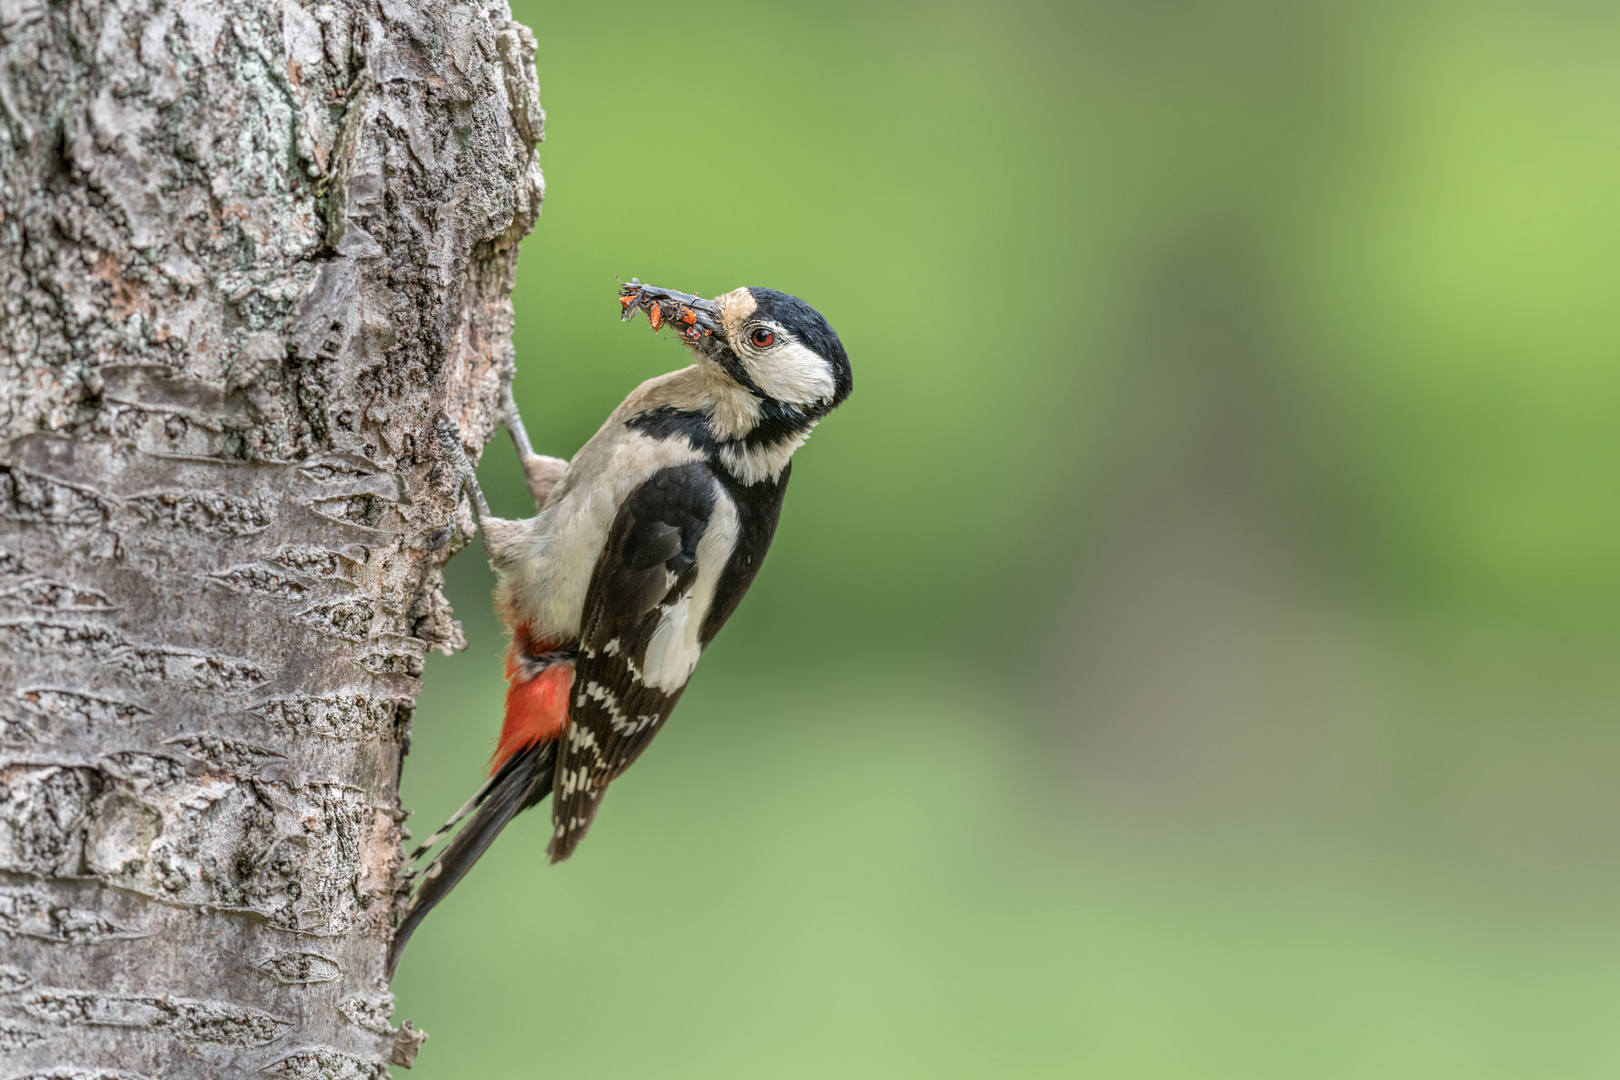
[[491, 423, 703, 641]]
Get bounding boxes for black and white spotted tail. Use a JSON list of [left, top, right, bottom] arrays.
[[387, 741, 556, 976]]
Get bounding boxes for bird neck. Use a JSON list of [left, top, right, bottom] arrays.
[[626, 366, 820, 486]]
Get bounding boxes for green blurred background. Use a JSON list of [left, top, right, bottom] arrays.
[[392, 1, 1620, 1075]]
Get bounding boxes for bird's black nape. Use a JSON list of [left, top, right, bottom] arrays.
[[387, 740, 557, 977]]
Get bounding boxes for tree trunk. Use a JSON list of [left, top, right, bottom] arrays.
[[0, 0, 541, 1074]]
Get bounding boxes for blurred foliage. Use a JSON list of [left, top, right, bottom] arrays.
[[393, 0, 1620, 1075]]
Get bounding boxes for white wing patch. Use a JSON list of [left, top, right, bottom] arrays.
[[640, 488, 741, 692], [642, 593, 695, 692]]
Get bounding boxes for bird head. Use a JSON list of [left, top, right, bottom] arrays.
[[619, 280, 853, 419]]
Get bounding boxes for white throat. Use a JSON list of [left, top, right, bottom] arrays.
[[718, 423, 816, 486]]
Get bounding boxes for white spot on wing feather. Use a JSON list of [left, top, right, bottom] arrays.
[[560, 767, 592, 797], [567, 723, 602, 759], [581, 680, 659, 736]]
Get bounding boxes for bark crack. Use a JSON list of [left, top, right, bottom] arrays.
[[0, 0, 542, 1070]]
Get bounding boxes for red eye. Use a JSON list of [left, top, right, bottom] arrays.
[[750, 327, 775, 348]]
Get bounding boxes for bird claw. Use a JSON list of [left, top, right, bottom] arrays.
[[434, 412, 490, 528], [433, 413, 466, 458]]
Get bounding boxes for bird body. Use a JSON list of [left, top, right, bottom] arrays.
[[483, 362, 763, 654], [389, 283, 850, 973]]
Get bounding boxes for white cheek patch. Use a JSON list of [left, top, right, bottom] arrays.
[[747, 338, 835, 406]]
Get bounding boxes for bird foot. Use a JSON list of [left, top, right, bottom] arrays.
[[434, 413, 491, 529]]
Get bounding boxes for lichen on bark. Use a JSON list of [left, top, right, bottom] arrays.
[[0, 0, 543, 1073]]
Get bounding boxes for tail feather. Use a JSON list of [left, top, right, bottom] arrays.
[[400, 739, 548, 867], [388, 740, 556, 977], [404, 774, 501, 864]]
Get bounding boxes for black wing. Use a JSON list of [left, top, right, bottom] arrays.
[[550, 462, 720, 861]]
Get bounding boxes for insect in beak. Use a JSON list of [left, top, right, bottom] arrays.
[[618, 279, 723, 345]]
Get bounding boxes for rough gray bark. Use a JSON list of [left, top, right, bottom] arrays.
[[0, 0, 542, 1075]]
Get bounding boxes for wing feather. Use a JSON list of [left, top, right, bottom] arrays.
[[551, 461, 727, 861]]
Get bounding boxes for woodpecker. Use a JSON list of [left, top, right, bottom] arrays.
[[388, 281, 852, 973]]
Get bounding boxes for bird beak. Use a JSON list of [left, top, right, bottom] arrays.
[[618, 279, 725, 345]]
